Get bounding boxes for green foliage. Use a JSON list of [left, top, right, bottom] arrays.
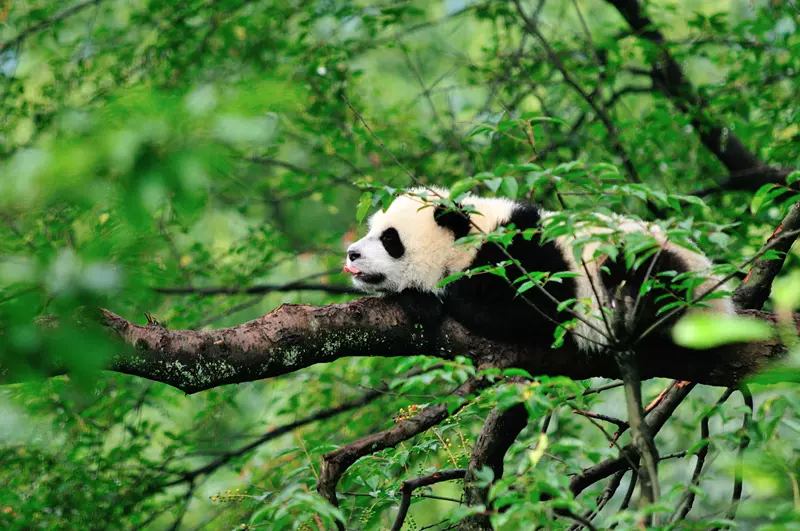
[[1, 0, 799, 530], [672, 313, 774, 349]]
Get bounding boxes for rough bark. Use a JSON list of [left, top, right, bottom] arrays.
[[317, 378, 486, 516], [2, 301, 785, 394], [459, 402, 530, 531], [734, 202, 800, 310]]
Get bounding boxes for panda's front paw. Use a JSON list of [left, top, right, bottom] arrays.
[[390, 290, 445, 333]]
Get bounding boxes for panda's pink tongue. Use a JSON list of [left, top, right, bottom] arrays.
[[343, 265, 361, 275]]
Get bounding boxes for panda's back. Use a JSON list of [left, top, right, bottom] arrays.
[[444, 202, 578, 345], [444, 199, 734, 352]]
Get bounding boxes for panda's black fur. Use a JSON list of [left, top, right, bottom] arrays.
[[439, 202, 577, 345]]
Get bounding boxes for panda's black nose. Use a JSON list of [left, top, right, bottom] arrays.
[[348, 250, 361, 261]]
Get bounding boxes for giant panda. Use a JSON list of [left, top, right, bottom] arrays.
[[343, 186, 735, 353]]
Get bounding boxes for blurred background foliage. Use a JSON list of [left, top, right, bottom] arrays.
[[0, 0, 798, 529]]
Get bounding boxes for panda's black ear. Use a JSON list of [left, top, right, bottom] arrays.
[[434, 204, 471, 239]]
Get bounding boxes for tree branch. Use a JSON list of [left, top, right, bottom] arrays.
[[391, 469, 467, 531], [693, 166, 794, 196], [673, 388, 734, 521], [3, 301, 787, 394], [726, 386, 753, 523], [459, 401, 530, 531], [733, 202, 800, 310], [0, 0, 105, 55], [154, 283, 359, 297], [161, 383, 388, 489], [605, 0, 787, 190], [513, 0, 643, 187], [317, 378, 487, 524], [569, 382, 695, 496]]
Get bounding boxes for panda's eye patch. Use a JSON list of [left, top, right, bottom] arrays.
[[380, 228, 405, 259]]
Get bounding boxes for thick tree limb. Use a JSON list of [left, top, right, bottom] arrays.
[[459, 401, 530, 531], [605, 0, 787, 190], [2, 301, 786, 394], [693, 167, 794, 196], [733, 202, 800, 310], [317, 378, 486, 522]]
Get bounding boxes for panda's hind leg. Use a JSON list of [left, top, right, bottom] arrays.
[[599, 246, 691, 348]]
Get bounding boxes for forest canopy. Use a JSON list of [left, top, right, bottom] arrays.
[[0, 0, 799, 530]]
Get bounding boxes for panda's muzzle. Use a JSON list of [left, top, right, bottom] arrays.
[[343, 264, 386, 285]]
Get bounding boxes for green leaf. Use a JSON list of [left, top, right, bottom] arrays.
[[557, 298, 577, 312], [473, 466, 495, 487], [468, 124, 493, 137], [550, 271, 582, 281], [502, 368, 534, 379], [528, 433, 548, 467], [787, 170, 800, 186], [771, 269, 800, 312], [449, 178, 477, 199], [501, 176, 519, 199], [496, 119, 516, 132], [552, 324, 569, 348], [750, 183, 777, 214], [516, 280, 535, 294], [356, 191, 373, 223], [747, 367, 800, 384], [520, 113, 567, 126], [672, 313, 773, 349], [437, 271, 466, 288], [484, 177, 503, 192]]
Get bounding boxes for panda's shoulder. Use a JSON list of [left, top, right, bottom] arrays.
[[466, 196, 544, 227], [507, 200, 544, 227]]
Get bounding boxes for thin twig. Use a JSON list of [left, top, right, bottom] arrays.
[[512, 0, 643, 186], [390, 469, 466, 531], [155, 283, 357, 296], [572, 409, 628, 429], [567, 469, 626, 531], [168, 481, 196, 531], [570, 383, 695, 496], [161, 384, 388, 489], [0, 0, 105, 55], [673, 388, 735, 521], [726, 386, 753, 523]]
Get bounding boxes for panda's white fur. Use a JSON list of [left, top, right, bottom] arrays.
[[346, 186, 517, 294], [345, 187, 735, 352]]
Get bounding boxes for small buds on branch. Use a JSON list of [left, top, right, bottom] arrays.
[[318, 378, 488, 531]]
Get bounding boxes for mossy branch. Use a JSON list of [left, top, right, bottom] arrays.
[[1, 298, 787, 394]]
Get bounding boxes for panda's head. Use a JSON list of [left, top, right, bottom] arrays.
[[344, 187, 515, 294]]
